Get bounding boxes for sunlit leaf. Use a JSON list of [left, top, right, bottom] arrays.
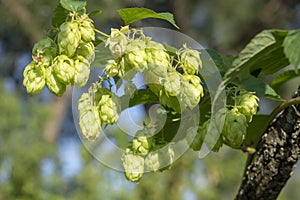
[[117, 8, 179, 29], [224, 30, 289, 84], [272, 70, 300, 91], [60, 0, 86, 12], [283, 29, 300, 70]]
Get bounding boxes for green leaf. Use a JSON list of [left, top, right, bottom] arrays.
[[119, 89, 159, 110], [283, 30, 300, 70], [244, 114, 269, 147], [224, 30, 289, 84], [60, 0, 86, 12], [272, 70, 300, 91], [117, 8, 179, 29], [88, 10, 102, 17], [52, 4, 68, 28], [204, 49, 234, 76], [91, 43, 114, 67], [234, 75, 282, 101]]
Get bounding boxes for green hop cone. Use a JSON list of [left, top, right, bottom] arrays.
[[145, 144, 175, 172], [106, 27, 129, 56], [74, 56, 90, 87], [58, 21, 81, 57], [222, 108, 247, 148], [122, 149, 144, 183], [179, 45, 202, 75], [23, 61, 45, 94], [180, 74, 204, 109], [45, 67, 66, 96], [76, 42, 95, 63], [32, 37, 57, 65], [52, 55, 75, 85], [105, 59, 120, 77], [145, 40, 170, 77], [98, 94, 119, 124], [79, 15, 95, 43], [236, 92, 259, 122], [78, 92, 92, 111], [125, 39, 148, 72], [163, 71, 181, 97], [78, 92, 102, 140], [186, 126, 204, 151], [202, 119, 224, 152], [132, 130, 154, 156]]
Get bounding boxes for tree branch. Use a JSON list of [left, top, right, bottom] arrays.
[[235, 86, 300, 200]]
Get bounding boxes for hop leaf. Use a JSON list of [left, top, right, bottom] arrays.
[[236, 92, 259, 122], [58, 21, 81, 57], [222, 108, 247, 148], [74, 56, 90, 87], [122, 149, 144, 183], [45, 67, 66, 96], [23, 61, 46, 94], [145, 144, 174, 172], [52, 55, 75, 84], [98, 94, 119, 124]]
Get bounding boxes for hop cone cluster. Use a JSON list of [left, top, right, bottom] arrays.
[[77, 84, 119, 141], [104, 27, 204, 112], [121, 125, 175, 182], [23, 12, 95, 96]]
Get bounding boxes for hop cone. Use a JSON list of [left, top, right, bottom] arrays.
[[145, 144, 175, 172], [98, 94, 119, 124], [180, 74, 204, 109], [132, 130, 154, 156], [105, 59, 120, 77], [202, 118, 224, 152], [23, 61, 45, 94], [78, 92, 92, 111], [32, 37, 57, 65], [236, 92, 259, 122], [186, 126, 204, 151], [163, 71, 181, 97], [74, 56, 90, 87], [179, 45, 202, 75], [79, 16, 95, 43], [76, 42, 95, 63], [52, 55, 75, 84], [78, 93, 102, 141], [58, 22, 81, 57], [45, 67, 66, 96], [122, 149, 144, 183], [145, 40, 170, 77], [222, 108, 247, 148], [125, 39, 148, 72], [105, 27, 129, 56]]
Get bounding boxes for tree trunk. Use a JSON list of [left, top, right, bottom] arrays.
[[235, 86, 300, 200]]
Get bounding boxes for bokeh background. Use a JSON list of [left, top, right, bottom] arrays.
[[0, 0, 299, 199]]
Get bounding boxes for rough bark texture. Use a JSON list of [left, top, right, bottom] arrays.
[[235, 86, 300, 200]]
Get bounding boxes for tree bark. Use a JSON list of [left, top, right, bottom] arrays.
[[235, 86, 300, 200]]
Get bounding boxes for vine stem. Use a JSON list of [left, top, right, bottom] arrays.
[[244, 96, 300, 173], [94, 28, 109, 38]]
